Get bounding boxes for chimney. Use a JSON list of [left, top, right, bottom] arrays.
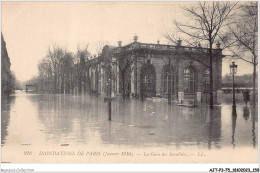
[[177, 38, 182, 46], [133, 35, 138, 43], [216, 41, 221, 49], [118, 40, 122, 47], [157, 39, 160, 44]]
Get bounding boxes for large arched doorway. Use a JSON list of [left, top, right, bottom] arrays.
[[140, 63, 156, 97]]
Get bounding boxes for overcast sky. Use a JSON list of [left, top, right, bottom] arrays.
[[2, 1, 253, 82]]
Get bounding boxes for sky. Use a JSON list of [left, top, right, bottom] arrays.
[[2, 1, 254, 82]]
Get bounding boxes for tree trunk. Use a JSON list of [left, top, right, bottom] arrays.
[[252, 58, 256, 107], [96, 71, 99, 96], [168, 58, 171, 105], [134, 58, 137, 97], [122, 78, 126, 100], [63, 76, 65, 94], [54, 75, 57, 93], [209, 38, 214, 109], [83, 75, 87, 93], [79, 76, 82, 94]]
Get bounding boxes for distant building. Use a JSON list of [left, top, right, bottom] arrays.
[[86, 36, 223, 104], [1, 33, 13, 95]]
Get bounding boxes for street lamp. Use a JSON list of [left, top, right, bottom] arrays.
[[104, 61, 112, 121], [229, 62, 238, 115]]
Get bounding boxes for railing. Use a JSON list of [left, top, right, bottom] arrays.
[[140, 43, 176, 50], [113, 42, 216, 53]]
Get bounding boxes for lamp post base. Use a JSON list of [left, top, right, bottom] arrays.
[[108, 102, 111, 121], [232, 105, 237, 116]]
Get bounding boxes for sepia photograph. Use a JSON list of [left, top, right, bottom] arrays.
[[1, 0, 258, 172]]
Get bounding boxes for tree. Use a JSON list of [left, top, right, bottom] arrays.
[[118, 54, 134, 99], [115, 50, 146, 100], [75, 45, 90, 94], [60, 52, 74, 94], [100, 45, 135, 100], [35, 43, 90, 94], [46, 44, 65, 93], [227, 2, 258, 107], [94, 41, 106, 96], [165, 2, 237, 109], [38, 57, 52, 92], [95, 41, 106, 56]]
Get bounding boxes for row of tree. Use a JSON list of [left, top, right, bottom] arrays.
[[28, 45, 91, 94], [222, 74, 258, 87]]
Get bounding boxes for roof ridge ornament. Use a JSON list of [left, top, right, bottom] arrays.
[[134, 35, 138, 43], [216, 40, 221, 49], [177, 38, 182, 46], [118, 40, 122, 47]]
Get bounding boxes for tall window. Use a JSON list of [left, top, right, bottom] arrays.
[[162, 66, 174, 94], [204, 68, 210, 93], [141, 64, 156, 97], [184, 67, 195, 93]]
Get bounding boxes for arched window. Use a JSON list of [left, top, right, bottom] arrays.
[[184, 67, 195, 93], [162, 66, 174, 94], [141, 64, 156, 97]]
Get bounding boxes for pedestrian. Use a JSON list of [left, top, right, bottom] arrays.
[[243, 89, 250, 105], [243, 106, 250, 120], [246, 90, 250, 104]]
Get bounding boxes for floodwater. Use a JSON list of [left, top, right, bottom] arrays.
[[1, 91, 258, 163]]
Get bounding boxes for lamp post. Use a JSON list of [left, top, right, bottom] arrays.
[[229, 62, 238, 114], [107, 57, 116, 121], [105, 60, 112, 121], [107, 63, 112, 121], [108, 77, 111, 121]]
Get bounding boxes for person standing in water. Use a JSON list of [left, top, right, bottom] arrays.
[[243, 89, 250, 105]]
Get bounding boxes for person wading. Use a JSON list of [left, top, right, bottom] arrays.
[[243, 89, 250, 105]]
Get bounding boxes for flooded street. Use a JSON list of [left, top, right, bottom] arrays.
[[1, 91, 258, 163]]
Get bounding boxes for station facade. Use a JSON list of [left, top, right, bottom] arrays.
[[86, 36, 223, 104]]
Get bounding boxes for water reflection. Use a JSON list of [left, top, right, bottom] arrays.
[[1, 95, 13, 145], [31, 94, 107, 144], [1, 91, 258, 150], [208, 108, 222, 149], [243, 106, 250, 121], [251, 107, 257, 148], [100, 100, 221, 148], [231, 110, 237, 148]]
